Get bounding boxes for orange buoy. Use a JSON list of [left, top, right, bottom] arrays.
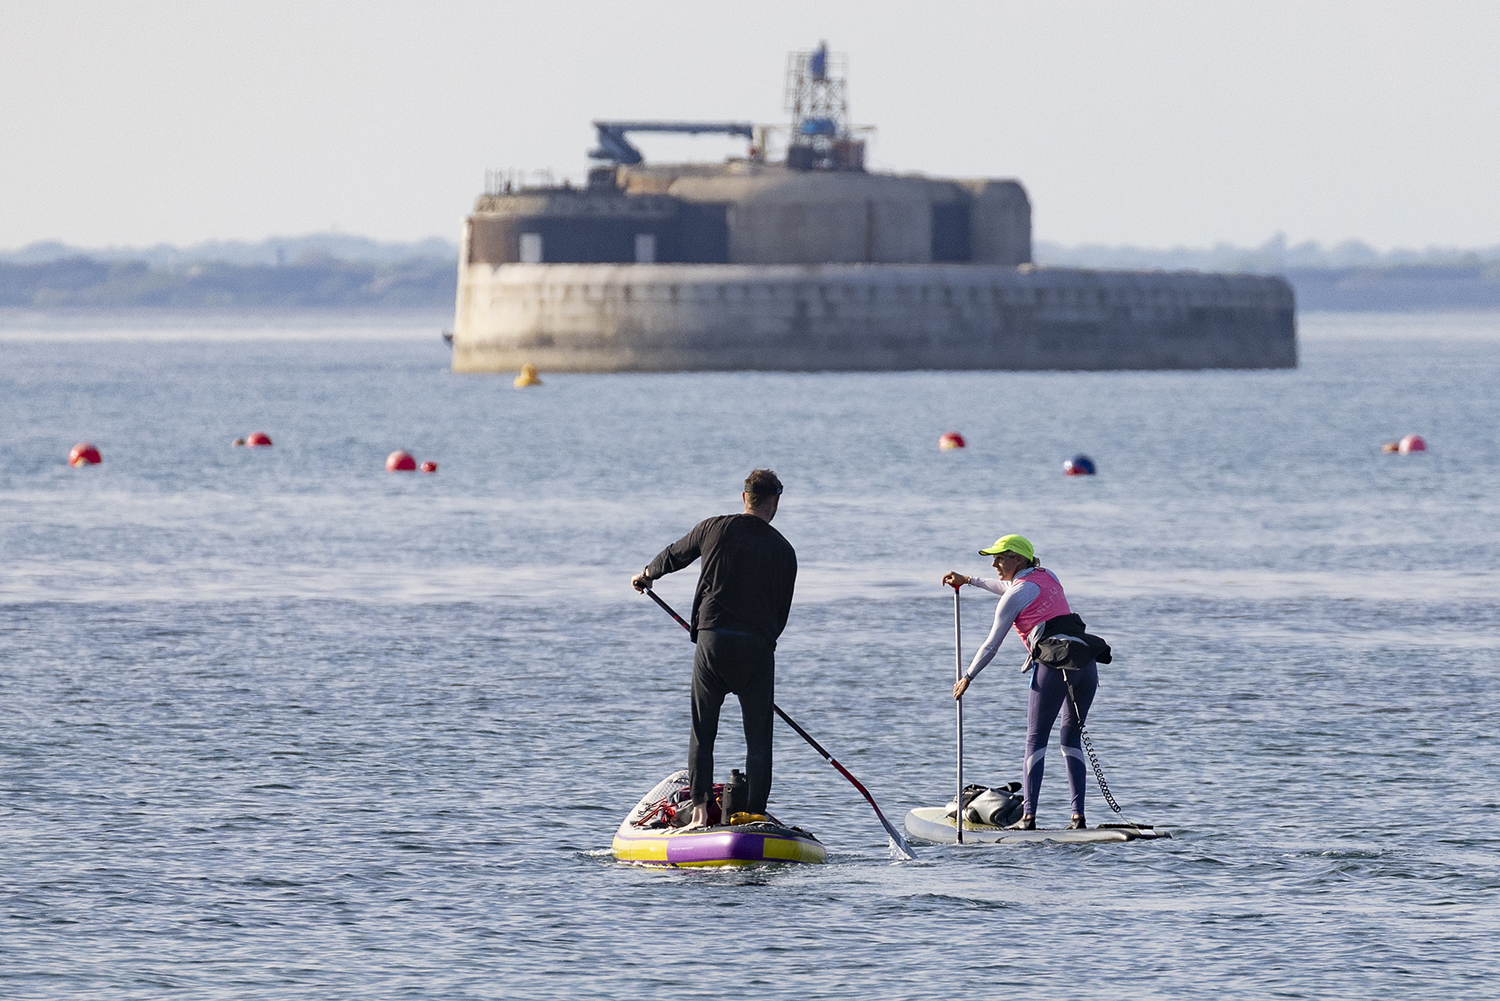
[[246, 432, 273, 447], [420, 461, 438, 473], [938, 432, 966, 451], [232, 438, 246, 447], [514, 363, 542, 388], [1398, 434, 1427, 454], [1380, 441, 1399, 453], [386, 450, 417, 472], [69, 442, 102, 466]]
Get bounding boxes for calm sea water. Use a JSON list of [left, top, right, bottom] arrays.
[[2, 311, 1498, 999]]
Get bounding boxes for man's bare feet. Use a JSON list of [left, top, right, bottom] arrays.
[[678, 803, 712, 830]]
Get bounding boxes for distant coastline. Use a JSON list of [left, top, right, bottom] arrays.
[[3, 234, 1497, 314], [0, 256, 455, 311], [1037, 236, 1500, 312]]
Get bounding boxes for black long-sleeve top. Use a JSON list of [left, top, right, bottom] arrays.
[[645, 514, 797, 645]]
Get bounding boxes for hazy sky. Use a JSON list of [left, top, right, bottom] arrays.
[[4, 1, 1498, 251]]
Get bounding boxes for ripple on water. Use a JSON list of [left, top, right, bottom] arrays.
[[2, 322, 1500, 997]]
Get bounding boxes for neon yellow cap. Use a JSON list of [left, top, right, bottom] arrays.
[[978, 534, 1034, 560]]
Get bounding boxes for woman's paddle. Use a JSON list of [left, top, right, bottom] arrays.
[[953, 582, 964, 844], [640, 587, 917, 860]]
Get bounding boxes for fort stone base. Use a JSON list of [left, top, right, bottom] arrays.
[[451, 264, 1296, 373]]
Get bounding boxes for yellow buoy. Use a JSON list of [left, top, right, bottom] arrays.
[[514, 363, 542, 388]]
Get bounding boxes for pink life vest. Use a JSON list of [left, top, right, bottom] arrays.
[[1011, 568, 1071, 644]]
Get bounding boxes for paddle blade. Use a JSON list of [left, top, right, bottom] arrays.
[[879, 813, 919, 861]]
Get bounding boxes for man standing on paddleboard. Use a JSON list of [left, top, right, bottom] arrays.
[[944, 535, 1110, 831], [632, 470, 797, 829]]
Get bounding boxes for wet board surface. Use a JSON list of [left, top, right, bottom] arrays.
[[904, 806, 1170, 845]]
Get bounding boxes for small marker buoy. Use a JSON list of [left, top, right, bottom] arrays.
[[246, 432, 272, 447], [1381, 441, 1399, 453], [232, 438, 246, 447], [514, 363, 542, 388], [938, 432, 966, 451], [420, 461, 438, 473], [68, 442, 101, 466], [386, 450, 417, 472], [1063, 454, 1097, 476], [1398, 434, 1427, 454]]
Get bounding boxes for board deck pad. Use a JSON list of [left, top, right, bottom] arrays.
[[903, 806, 1170, 845]]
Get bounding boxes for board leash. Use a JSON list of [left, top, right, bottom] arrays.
[[1062, 676, 1131, 822], [1024, 649, 1140, 828]]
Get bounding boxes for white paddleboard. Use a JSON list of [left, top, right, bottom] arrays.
[[903, 806, 1169, 844]]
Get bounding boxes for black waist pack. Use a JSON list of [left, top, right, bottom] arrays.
[[1030, 612, 1112, 670]]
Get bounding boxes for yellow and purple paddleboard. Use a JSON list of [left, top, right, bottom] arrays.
[[611, 770, 826, 867]]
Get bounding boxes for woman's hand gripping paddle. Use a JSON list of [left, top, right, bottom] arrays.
[[640, 587, 918, 860]]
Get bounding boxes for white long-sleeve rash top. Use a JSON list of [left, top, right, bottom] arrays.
[[962, 568, 1054, 682]]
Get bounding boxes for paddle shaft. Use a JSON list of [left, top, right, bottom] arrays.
[[640, 586, 917, 859], [953, 584, 964, 844], [768, 704, 914, 858], [644, 587, 692, 632]]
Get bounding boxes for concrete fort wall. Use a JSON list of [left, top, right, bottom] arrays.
[[666, 172, 938, 265], [468, 170, 1033, 268], [450, 263, 1297, 373]]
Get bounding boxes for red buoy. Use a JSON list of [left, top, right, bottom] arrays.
[[938, 432, 966, 451], [386, 450, 417, 472], [246, 432, 273, 447], [420, 461, 438, 473], [1398, 434, 1427, 454], [69, 442, 101, 466]]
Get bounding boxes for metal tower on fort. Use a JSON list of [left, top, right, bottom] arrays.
[[784, 42, 865, 171]]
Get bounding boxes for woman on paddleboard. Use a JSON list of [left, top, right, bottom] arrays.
[[944, 534, 1109, 831]]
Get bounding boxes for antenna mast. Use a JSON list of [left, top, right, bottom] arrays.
[[784, 42, 866, 171]]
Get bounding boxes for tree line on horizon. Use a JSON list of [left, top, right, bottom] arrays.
[[8, 231, 1500, 271], [0, 256, 456, 310], [1, 235, 1498, 311]]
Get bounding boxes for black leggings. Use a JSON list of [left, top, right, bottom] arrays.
[[690, 629, 775, 812]]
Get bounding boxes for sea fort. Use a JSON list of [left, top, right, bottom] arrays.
[[451, 45, 1296, 373]]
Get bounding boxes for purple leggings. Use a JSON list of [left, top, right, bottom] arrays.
[[1023, 661, 1098, 817]]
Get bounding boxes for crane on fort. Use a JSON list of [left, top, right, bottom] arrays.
[[588, 42, 867, 172], [588, 121, 757, 166]]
